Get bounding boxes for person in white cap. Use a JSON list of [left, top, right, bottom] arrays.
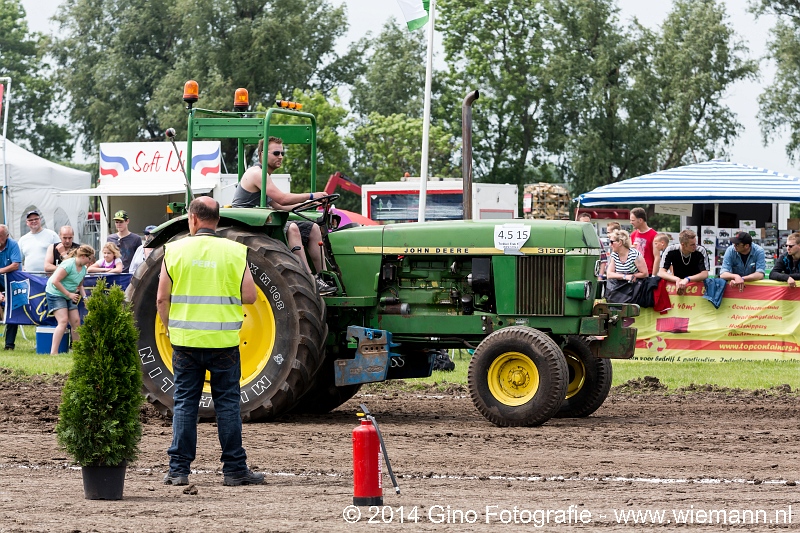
[[18, 210, 60, 273], [128, 225, 158, 274]]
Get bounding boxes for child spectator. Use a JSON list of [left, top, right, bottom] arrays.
[[653, 233, 671, 276], [88, 242, 123, 274], [45, 244, 94, 355]]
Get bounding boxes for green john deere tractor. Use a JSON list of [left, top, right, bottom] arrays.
[[128, 84, 639, 427]]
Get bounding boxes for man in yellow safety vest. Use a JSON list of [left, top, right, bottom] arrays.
[[157, 196, 263, 486]]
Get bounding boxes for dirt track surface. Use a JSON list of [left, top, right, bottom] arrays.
[[0, 374, 799, 532]]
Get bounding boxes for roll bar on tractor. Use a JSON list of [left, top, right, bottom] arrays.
[[171, 80, 318, 214]]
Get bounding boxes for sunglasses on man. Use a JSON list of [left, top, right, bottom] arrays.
[[270, 150, 285, 157]]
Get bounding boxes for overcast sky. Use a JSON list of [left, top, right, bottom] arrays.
[[17, 0, 792, 176]]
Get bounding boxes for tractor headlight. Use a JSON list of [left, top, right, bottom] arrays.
[[566, 280, 593, 300]]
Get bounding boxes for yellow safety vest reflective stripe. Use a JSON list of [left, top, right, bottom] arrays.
[[164, 234, 248, 348]]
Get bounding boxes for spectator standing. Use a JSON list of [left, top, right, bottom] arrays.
[[630, 207, 658, 274], [128, 225, 158, 274], [107, 210, 142, 272], [14, 211, 60, 350], [769, 232, 800, 286], [720, 231, 766, 290], [0, 225, 22, 350], [658, 229, 710, 294], [18, 210, 60, 272], [156, 197, 263, 487], [44, 226, 80, 273], [45, 245, 94, 355]]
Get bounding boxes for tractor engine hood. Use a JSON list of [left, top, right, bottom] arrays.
[[330, 219, 599, 257]]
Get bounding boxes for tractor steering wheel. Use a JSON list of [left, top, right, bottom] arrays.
[[291, 193, 340, 225]]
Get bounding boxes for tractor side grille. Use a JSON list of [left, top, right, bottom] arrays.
[[516, 256, 565, 315]]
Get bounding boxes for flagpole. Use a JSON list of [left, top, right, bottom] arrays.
[[417, 0, 435, 223]]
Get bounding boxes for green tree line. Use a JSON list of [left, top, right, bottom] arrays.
[[3, 0, 790, 205]]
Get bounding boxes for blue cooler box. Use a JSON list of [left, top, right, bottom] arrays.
[[35, 326, 69, 354]]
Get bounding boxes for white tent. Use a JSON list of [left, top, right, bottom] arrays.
[[0, 138, 91, 242]]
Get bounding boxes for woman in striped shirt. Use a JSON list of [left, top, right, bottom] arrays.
[[607, 229, 648, 283]]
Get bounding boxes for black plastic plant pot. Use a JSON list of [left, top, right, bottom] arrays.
[[81, 461, 127, 500]]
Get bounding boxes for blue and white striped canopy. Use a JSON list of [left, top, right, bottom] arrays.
[[576, 160, 800, 206]]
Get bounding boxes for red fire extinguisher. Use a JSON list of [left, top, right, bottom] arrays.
[[352, 404, 400, 506]]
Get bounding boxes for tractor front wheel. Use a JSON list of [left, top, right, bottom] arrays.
[[555, 336, 612, 418], [468, 327, 568, 427]]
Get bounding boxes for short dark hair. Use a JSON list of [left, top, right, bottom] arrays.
[[189, 197, 219, 222], [630, 207, 647, 222], [578, 213, 591, 221], [257, 136, 284, 164]]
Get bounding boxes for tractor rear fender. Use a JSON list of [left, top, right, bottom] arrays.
[[147, 208, 290, 249]]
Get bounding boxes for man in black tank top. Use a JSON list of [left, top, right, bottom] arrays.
[[231, 137, 335, 295], [44, 226, 80, 273]]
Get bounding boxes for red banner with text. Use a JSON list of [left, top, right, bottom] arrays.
[[633, 280, 800, 361]]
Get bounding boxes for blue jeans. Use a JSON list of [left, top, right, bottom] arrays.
[[167, 346, 248, 475]]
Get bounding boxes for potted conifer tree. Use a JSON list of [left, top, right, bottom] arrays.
[[56, 279, 143, 500]]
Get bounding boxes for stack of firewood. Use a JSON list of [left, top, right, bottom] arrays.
[[523, 183, 571, 219]]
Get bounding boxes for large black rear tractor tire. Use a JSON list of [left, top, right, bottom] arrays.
[[468, 327, 568, 427], [555, 336, 612, 418], [129, 228, 327, 422], [290, 351, 362, 414]]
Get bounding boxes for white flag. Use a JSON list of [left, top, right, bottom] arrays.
[[396, 0, 429, 31]]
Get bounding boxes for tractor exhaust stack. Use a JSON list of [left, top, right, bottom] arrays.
[[462, 89, 479, 220]]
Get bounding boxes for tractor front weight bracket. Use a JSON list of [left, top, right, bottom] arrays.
[[335, 327, 401, 387]]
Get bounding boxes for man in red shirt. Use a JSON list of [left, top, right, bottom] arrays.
[[630, 207, 658, 274]]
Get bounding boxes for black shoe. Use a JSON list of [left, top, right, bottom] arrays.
[[3, 346, 13, 351], [315, 274, 337, 296], [163, 472, 189, 486], [223, 469, 265, 486]]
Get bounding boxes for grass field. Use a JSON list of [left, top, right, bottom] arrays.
[[0, 326, 73, 376], [421, 351, 800, 392], [0, 332, 797, 391]]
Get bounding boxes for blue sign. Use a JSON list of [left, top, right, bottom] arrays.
[[3, 272, 132, 326]]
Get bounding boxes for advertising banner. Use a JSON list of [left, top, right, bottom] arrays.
[[97, 141, 221, 194], [634, 280, 800, 362], [4, 271, 132, 326]]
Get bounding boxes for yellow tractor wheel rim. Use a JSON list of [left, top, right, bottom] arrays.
[[487, 351, 540, 406], [154, 287, 276, 393], [563, 350, 586, 400]]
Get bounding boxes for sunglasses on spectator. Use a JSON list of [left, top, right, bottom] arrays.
[[270, 150, 285, 157], [787, 243, 797, 248], [609, 239, 619, 243]]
